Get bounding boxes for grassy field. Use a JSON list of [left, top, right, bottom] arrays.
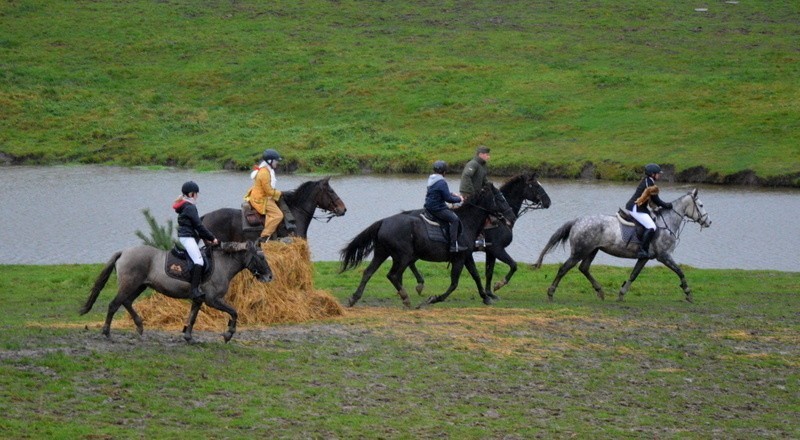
[[0, 262, 797, 438], [1, 1, 799, 185]]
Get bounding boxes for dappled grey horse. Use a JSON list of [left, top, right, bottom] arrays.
[[80, 241, 272, 343], [533, 188, 711, 302]]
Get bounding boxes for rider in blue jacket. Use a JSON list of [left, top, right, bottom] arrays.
[[424, 160, 465, 252]]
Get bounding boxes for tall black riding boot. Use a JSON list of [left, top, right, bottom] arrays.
[[448, 223, 460, 253], [189, 264, 204, 299], [637, 229, 655, 259]]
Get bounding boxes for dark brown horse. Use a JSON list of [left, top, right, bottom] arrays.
[[339, 184, 514, 308], [407, 173, 551, 300], [202, 177, 346, 241], [80, 241, 272, 343]]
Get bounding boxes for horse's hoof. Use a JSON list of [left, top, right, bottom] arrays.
[[547, 295, 554, 303], [596, 290, 605, 301], [493, 281, 507, 292], [685, 295, 694, 303], [347, 297, 357, 307], [402, 301, 412, 309], [415, 284, 424, 296], [617, 295, 625, 302], [483, 297, 494, 306], [223, 332, 234, 343], [487, 291, 500, 301]]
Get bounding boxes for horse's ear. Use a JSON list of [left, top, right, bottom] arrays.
[[691, 188, 698, 198]]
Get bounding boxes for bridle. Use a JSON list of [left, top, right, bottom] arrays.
[[465, 187, 515, 227], [245, 246, 270, 278], [518, 181, 548, 217], [297, 182, 343, 223], [658, 194, 708, 240]]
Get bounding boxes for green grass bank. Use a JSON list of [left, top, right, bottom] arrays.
[[1, 1, 799, 186], [0, 262, 798, 438]]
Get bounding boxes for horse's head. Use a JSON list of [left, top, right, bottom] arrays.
[[677, 188, 712, 228], [222, 241, 273, 282], [474, 184, 516, 224], [523, 173, 551, 209], [315, 177, 347, 217]]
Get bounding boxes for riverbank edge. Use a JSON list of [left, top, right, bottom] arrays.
[[1, 157, 799, 188]]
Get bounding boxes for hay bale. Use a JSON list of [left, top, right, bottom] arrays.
[[130, 238, 344, 331]]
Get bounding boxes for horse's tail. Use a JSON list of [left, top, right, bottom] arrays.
[[79, 251, 122, 315], [339, 219, 382, 273], [532, 219, 575, 269]]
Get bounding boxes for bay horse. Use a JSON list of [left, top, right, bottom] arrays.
[[407, 173, 551, 300], [533, 188, 711, 302], [80, 241, 272, 343], [201, 177, 346, 241], [339, 184, 515, 308]]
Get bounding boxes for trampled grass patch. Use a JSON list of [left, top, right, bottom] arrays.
[[0, 262, 797, 437]]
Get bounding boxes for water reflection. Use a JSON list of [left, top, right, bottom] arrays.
[[0, 166, 797, 272]]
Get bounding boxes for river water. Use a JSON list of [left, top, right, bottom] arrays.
[[0, 166, 797, 272]]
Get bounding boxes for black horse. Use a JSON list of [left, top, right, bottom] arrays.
[[201, 177, 346, 241], [339, 184, 514, 308], [407, 173, 551, 299]]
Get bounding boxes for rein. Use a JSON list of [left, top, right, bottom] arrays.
[[658, 195, 706, 242], [517, 199, 545, 217]]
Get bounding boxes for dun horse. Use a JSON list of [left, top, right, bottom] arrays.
[[407, 173, 551, 299], [80, 241, 272, 343], [533, 188, 711, 302], [340, 184, 515, 308], [202, 177, 346, 241]]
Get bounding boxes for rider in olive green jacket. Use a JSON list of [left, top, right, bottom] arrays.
[[459, 145, 491, 200]]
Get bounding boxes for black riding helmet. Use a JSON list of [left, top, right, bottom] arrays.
[[263, 149, 283, 162], [644, 163, 662, 176], [433, 160, 447, 174], [182, 181, 199, 195]]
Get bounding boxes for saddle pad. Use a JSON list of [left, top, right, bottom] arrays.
[[164, 247, 214, 282], [619, 223, 640, 245], [419, 213, 469, 248], [420, 215, 448, 243]]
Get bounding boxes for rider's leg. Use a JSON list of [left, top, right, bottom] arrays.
[[629, 206, 656, 259], [261, 198, 284, 240], [638, 228, 655, 259], [180, 237, 205, 299]]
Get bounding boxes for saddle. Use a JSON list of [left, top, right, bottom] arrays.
[[165, 245, 214, 282], [241, 200, 297, 233], [419, 210, 469, 249], [616, 208, 647, 245]]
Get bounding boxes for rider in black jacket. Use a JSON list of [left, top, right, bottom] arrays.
[[626, 164, 672, 258], [173, 181, 218, 299]]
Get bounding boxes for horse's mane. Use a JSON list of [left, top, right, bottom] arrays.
[[500, 172, 536, 191], [282, 179, 324, 203]]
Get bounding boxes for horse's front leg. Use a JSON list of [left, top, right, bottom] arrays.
[[183, 298, 204, 343], [656, 253, 693, 303], [204, 294, 239, 342], [489, 247, 518, 299], [408, 261, 426, 296], [618, 258, 649, 301]]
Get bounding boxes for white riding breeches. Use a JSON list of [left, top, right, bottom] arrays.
[[629, 205, 656, 230], [179, 237, 205, 266]]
